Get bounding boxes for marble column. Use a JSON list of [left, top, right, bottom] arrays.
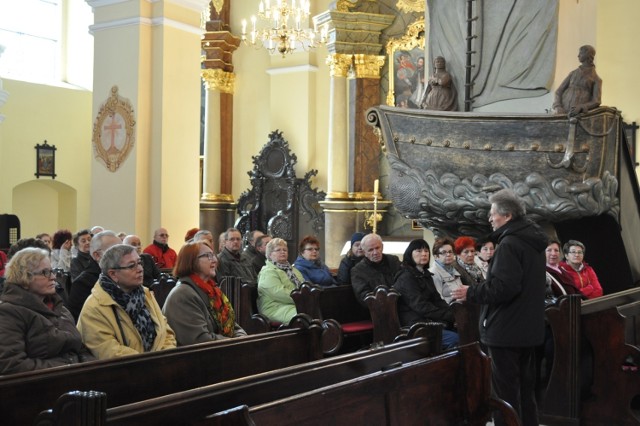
[[314, 8, 395, 268], [200, 8, 241, 241]]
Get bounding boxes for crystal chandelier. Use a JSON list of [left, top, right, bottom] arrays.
[[241, 0, 328, 57]]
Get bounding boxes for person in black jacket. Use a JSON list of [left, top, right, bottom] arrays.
[[452, 189, 547, 426], [337, 232, 365, 284], [350, 233, 401, 306], [394, 239, 459, 349]]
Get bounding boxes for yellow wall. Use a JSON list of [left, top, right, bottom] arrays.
[[0, 79, 92, 237]]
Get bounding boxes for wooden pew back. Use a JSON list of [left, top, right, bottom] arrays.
[[220, 276, 271, 334], [0, 322, 325, 425], [542, 288, 640, 425], [209, 343, 520, 426], [40, 335, 442, 425]]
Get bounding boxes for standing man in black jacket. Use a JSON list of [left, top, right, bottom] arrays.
[[452, 188, 547, 426]]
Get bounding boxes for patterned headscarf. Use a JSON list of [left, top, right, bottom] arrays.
[[189, 274, 236, 337], [99, 273, 157, 352], [273, 261, 304, 288]]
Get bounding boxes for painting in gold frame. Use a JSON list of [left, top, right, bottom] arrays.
[[386, 19, 426, 109]]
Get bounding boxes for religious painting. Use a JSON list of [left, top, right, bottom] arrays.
[[386, 19, 426, 109], [34, 140, 56, 179], [92, 86, 136, 172]]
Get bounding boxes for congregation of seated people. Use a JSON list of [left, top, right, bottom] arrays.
[[0, 223, 607, 380]]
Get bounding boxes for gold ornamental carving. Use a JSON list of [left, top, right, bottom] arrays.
[[326, 54, 353, 78], [396, 0, 425, 13], [353, 54, 386, 79], [211, 0, 224, 14], [202, 68, 235, 94], [336, 0, 359, 12], [92, 86, 136, 172]]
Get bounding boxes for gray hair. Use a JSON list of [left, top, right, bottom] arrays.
[[223, 228, 241, 240], [266, 238, 288, 258], [193, 230, 212, 240], [90, 230, 119, 257], [99, 244, 137, 272], [489, 189, 526, 219], [4, 248, 50, 288], [563, 240, 586, 255], [360, 233, 383, 251]]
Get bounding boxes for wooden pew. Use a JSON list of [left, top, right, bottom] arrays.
[[451, 300, 482, 345], [541, 288, 640, 425], [219, 276, 271, 334], [0, 316, 333, 425], [207, 343, 520, 426], [292, 283, 373, 353], [37, 330, 444, 425]]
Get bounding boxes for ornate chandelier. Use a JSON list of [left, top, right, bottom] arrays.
[[241, 0, 328, 57]]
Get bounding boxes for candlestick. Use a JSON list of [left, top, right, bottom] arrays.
[[374, 179, 379, 194]]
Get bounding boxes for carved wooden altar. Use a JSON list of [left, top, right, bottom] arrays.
[[235, 130, 325, 262]]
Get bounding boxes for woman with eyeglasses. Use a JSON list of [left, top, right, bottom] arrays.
[[429, 237, 464, 304], [162, 242, 246, 346], [453, 236, 484, 285], [257, 238, 304, 325], [394, 239, 459, 349], [77, 244, 176, 359], [559, 240, 603, 299], [0, 248, 95, 374], [293, 235, 337, 287]]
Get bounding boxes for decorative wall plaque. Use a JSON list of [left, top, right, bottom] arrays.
[[92, 86, 136, 172]]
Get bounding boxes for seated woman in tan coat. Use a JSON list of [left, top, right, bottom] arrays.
[[77, 244, 176, 359], [163, 241, 246, 346]]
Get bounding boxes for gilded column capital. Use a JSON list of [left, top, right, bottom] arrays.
[[326, 53, 353, 78], [201, 69, 235, 94], [352, 54, 386, 79]]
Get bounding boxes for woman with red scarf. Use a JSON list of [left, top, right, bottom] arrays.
[[163, 241, 246, 346]]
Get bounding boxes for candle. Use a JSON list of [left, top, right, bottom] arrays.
[[374, 179, 379, 194], [241, 19, 247, 35]]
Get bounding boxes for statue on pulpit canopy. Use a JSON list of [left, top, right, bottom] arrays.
[[552, 45, 602, 117], [422, 56, 458, 111]]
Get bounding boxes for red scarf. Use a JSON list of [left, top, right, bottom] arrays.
[[189, 274, 235, 337]]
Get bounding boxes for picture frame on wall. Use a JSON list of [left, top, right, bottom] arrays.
[[35, 140, 56, 179], [386, 18, 426, 109]]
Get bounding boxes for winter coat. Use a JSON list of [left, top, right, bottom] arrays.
[[293, 255, 337, 287], [67, 257, 101, 321], [217, 248, 258, 284], [393, 264, 455, 328], [559, 261, 603, 299], [162, 277, 246, 346], [351, 254, 401, 306], [77, 283, 176, 359], [0, 284, 94, 374], [337, 254, 364, 284], [257, 261, 304, 324], [466, 217, 547, 347], [142, 242, 177, 270]]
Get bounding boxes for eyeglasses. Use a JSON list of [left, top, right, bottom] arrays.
[[112, 260, 144, 270], [32, 269, 56, 278], [198, 253, 217, 261], [304, 247, 320, 252], [158, 234, 169, 238], [568, 251, 584, 255], [438, 250, 454, 255]]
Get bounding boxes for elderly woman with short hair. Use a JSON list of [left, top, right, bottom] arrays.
[[0, 248, 94, 374], [77, 244, 176, 359], [429, 237, 464, 304], [257, 238, 304, 325], [294, 235, 336, 287], [163, 241, 246, 346], [559, 240, 603, 299]]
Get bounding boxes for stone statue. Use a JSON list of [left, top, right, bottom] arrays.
[[422, 56, 458, 111], [553, 45, 602, 116]]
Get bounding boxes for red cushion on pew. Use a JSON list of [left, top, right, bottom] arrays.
[[341, 320, 373, 334]]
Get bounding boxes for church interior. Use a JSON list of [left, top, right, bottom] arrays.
[[1, 0, 640, 424]]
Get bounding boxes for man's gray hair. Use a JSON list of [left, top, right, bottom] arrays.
[[193, 230, 212, 240], [489, 189, 526, 219], [360, 233, 383, 250], [100, 244, 137, 271], [90, 230, 119, 256]]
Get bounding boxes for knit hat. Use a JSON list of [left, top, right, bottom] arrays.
[[350, 232, 365, 247]]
